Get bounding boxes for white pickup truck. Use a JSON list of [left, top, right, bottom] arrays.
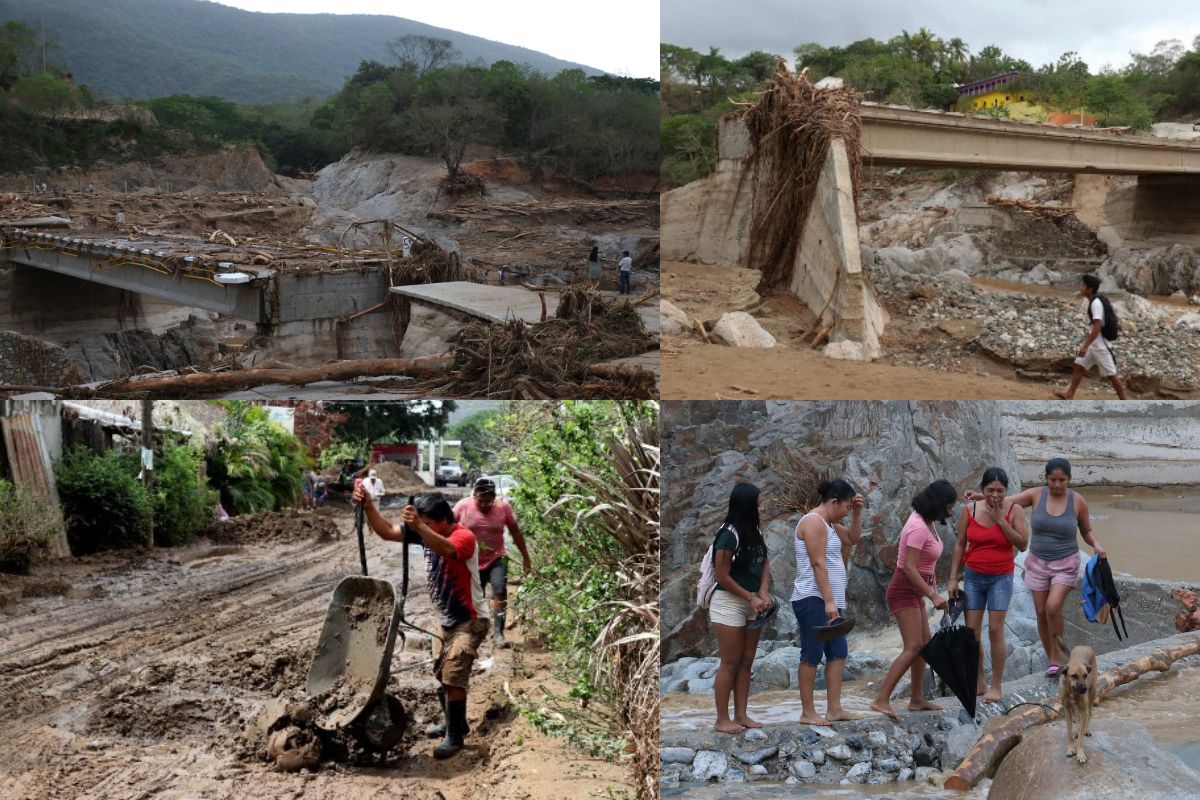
[[435, 460, 466, 487]]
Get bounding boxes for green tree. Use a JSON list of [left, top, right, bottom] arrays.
[[446, 409, 500, 472], [326, 401, 453, 446], [386, 34, 457, 76]]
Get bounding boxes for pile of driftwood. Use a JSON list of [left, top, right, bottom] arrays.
[[739, 61, 865, 294], [417, 290, 657, 399]]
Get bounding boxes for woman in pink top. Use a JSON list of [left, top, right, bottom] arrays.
[[870, 480, 957, 721]]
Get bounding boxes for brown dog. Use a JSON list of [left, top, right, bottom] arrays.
[[1055, 634, 1097, 764]]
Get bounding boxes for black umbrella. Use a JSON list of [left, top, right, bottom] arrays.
[[920, 604, 979, 718]]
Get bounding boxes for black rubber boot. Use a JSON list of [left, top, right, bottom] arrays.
[[425, 686, 446, 738], [433, 699, 468, 759], [493, 610, 508, 649]]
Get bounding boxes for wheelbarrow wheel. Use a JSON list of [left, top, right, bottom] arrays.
[[355, 693, 407, 753]]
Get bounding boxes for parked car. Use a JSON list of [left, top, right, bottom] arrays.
[[480, 474, 517, 499], [435, 460, 466, 487]]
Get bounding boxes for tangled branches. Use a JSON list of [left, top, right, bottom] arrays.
[[741, 60, 864, 293], [419, 290, 656, 399]]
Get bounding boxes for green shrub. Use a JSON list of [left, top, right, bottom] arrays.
[[152, 441, 217, 547], [0, 479, 64, 573], [55, 448, 151, 554], [207, 402, 310, 515]]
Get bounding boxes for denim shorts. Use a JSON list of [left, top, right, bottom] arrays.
[[963, 566, 1014, 612], [791, 596, 848, 666]]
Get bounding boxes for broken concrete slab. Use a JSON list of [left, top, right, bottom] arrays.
[[712, 312, 776, 348]]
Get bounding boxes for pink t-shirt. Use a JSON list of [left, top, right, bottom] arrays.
[[453, 497, 518, 570], [895, 511, 943, 575]]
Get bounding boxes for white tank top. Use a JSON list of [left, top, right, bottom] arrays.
[[791, 512, 847, 606]]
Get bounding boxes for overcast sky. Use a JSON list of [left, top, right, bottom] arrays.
[[212, 1, 657, 78], [662, 0, 1200, 72]]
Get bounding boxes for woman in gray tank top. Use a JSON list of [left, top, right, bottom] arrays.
[[965, 458, 1107, 678]]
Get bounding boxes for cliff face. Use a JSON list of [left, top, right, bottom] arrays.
[[1000, 400, 1200, 486], [661, 401, 1020, 661]]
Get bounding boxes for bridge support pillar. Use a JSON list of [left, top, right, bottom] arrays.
[[1134, 175, 1200, 238]]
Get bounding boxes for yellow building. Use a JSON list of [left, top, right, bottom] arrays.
[[955, 71, 1095, 126]]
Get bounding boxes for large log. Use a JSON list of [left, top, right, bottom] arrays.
[[3, 357, 453, 399], [945, 633, 1200, 791]]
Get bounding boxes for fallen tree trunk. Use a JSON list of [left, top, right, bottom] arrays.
[[945, 633, 1200, 790], [8, 357, 454, 399]]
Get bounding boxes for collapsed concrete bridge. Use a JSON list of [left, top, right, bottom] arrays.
[[663, 104, 1200, 359]]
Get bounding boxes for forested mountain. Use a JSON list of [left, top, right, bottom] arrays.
[[0, 0, 601, 103]]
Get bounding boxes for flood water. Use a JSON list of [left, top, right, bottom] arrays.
[[1084, 486, 1200, 582]]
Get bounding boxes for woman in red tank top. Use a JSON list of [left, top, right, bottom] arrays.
[[948, 468, 1028, 704]]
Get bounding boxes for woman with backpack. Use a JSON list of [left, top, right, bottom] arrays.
[[870, 480, 956, 721], [965, 458, 1106, 678], [947, 467, 1029, 703], [708, 482, 772, 734], [792, 479, 864, 725], [1055, 274, 1127, 400]]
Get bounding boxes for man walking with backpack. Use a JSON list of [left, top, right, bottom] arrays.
[[1056, 275, 1127, 400]]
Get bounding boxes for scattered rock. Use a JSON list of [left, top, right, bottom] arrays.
[[712, 312, 776, 348], [660, 747, 696, 764], [691, 750, 727, 781]]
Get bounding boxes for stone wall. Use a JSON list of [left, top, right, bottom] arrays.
[[661, 401, 1020, 661]]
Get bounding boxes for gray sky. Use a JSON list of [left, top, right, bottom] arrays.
[[662, 0, 1200, 73], [212, 1, 658, 78]]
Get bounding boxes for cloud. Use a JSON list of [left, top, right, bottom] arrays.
[[662, 0, 1200, 71]]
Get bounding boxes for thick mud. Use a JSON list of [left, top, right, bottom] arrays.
[[0, 509, 629, 799]]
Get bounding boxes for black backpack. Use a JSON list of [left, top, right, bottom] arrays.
[[1086, 294, 1119, 341]]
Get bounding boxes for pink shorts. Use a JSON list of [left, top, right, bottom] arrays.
[[1023, 551, 1081, 592], [886, 569, 934, 614]]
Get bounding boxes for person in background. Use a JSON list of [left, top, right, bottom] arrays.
[[618, 250, 633, 295], [792, 479, 864, 725], [587, 245, 603, 287], [709, 482, 771, 734], [364, 469, 386, 503], [453, 478, 531, 649], [1056, 275, 1126, 400], [948, 467, 1028, 703], [870, 480, 957, 721]]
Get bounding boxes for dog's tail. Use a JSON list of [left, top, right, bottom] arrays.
[[1054, 634, 1069, 664]]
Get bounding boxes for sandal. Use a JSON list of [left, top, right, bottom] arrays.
[[1044, 663, 1060, 677]]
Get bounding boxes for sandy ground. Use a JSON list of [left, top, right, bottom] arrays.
[[662, 261, 1159, 400], [0, 509, 630, 800]]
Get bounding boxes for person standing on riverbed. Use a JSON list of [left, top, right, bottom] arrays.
[[792, 479, 864, 725], [1055, 275, 1127, 400], [965, 458, 1106, 678], [948, 467, 1029, 703], [870, 480, 956, 721], [709, 483, 772, 734]]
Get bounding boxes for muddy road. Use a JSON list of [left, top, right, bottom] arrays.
[[0, 508, 629, 799]]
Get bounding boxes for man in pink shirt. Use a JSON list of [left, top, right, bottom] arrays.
[[454, 478, 531, 648]]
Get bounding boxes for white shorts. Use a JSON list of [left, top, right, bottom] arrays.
[[708, 590, 755, 627], [1075, 338, 1117, 377]]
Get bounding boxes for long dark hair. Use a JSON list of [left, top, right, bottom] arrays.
[[589, 245, 599, 262], [912, 479, 958, 524], [724, 482, 763, 553]]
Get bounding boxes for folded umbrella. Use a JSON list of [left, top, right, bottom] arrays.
[[919, 605, 980, 718]]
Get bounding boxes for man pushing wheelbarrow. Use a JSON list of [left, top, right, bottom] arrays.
[[352, 485, 487, 759]]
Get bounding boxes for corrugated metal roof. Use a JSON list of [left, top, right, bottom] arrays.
[[1, 413, 56, 500]]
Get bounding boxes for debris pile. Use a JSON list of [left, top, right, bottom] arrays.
[[207, 508, 340, 545], [741, 60, 864, 292], [421, 288, 657, 398]]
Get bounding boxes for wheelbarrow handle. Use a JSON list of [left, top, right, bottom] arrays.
[[354, 478, 368, 577]]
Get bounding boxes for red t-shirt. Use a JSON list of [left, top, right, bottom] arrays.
[[425, 524, 484, 627], [453, 497, 518, 570], [963, 502, 1018, 575]]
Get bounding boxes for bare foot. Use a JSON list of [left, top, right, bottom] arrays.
[[1054, 390, 1072, 400], [714, 720, 745, 734], [825, 708, 864, 722], [869, 702, 900, 721], [908, 700, 944, 711], [983, 688, 1002, 703], [976, 686, 987, 696], [734, 716, 763, 729], [798, 713, 832, 726]]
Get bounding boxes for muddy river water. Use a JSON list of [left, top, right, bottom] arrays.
[[1085, 486, 1200, 582]]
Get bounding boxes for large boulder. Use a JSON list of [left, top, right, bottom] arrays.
[[989, 720, 1200, 800]]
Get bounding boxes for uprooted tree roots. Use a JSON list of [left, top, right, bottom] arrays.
[[418, 290, 657, 399], [741, 60, 865, 294]]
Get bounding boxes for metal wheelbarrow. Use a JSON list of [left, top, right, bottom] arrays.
[[305, 492, 437, 754]]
